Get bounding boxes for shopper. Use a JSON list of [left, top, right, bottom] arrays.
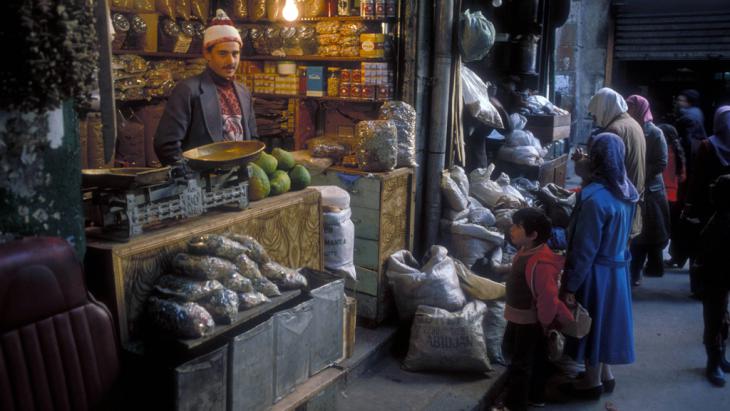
[[674, 89, 707, 168], [560, 133, 638, 400], [684, 106, 730, 297], [502, 208, 574, 411], [694, 174, 730, 387], [658, 124, 689, 268], [626, 95, 669, 284], [575, 88, 645, 238]]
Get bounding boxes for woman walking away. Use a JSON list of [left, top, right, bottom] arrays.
[[560, 133, 638, 400], [658, 124, 688, 269], [626, 95, 670, 285], [684, 106, 730, 297], [694, 175, 730, 387]]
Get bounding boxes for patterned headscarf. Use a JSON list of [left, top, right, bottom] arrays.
[[709, 106, 730, 167], [589, 132, 639, 203], [626, 95, 653, 124], [588, 88, 628, 128]]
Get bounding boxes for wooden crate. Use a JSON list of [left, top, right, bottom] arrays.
[[524, 113, 571, 144], [85, 188, 323, 346], [311, 167, 415, 325], [343, 296, 357, 359], [538, 154, 568, 187]]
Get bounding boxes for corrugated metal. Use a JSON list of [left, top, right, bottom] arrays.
[[614, 10, 730, 60]]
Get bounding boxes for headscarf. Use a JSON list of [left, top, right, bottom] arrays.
[[588, 88, 628, 128], [589, 132, 639, 203], [626, 95, 653, 124], [709, 105, 730, 167]]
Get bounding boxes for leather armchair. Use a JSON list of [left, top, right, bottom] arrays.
[[0, 237, 120, 410]]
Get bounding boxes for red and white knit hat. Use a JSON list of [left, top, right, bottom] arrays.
[[203, 9, 242, 49]]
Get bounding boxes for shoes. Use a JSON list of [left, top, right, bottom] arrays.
[[663, 259, 679, 268], [632, 279, 641, 287], [558, 382, 603, 400], [720, 346, 730, 373], [706, 347, 727, 387], [527, 400, 546, 407], [574, 373, 615, 393]]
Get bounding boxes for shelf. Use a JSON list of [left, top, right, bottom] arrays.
[[234, 16, 396, 24], [242, 55, 387, 62], [252, 93, 386, 103], [112, 49, 203, 59]]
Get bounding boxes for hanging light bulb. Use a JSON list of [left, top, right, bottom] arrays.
[[283, 0, 299, 22]]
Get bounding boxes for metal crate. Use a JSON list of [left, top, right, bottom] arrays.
[[174, 345, 228, 411], [308, 275, 346, 376], [273, 300, 314, 402], [228, 319, 274, 411]]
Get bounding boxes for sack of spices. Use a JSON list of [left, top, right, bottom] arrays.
[[154, 275, 225, 301], [237, 291, 270, 310], [197, 288, 239, 325], [146, 296, 215, 338], [403, 301, 491, 372], [378, 101, 417, 167], [227, 234, 272, 265], [219, 271, 254, 293], [315, 21, 341, 34], [355, 120, 397, 172], [172, 253, 240, 280], [260, 261, 309, 290], [296, 25, 318, 55], [322, 206, 357, 280]]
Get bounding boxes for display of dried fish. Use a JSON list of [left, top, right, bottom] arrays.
[[237, 291, 270, 310], [188, 234, 248, 260], [198, 288, 239, 325], [260, 261, 308, 290], [146, 296, 215, 339], [154, 275, 224, 301], [252, 276, 282, 297], [172, 253, 238, 280], [227, 234, 271, 264], [219, 272, 253, 293]]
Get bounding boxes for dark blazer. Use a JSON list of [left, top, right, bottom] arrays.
[[154, 69, 257, 165]]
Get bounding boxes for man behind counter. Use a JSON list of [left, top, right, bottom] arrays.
[[154, 9, 258, 166]]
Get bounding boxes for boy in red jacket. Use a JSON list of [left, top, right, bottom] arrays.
[[501, 208, 574, 411]]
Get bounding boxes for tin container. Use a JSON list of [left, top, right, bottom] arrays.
[[273, 301, 314, 401], [351, 69, 362, 84], [175, 346, 227, 411], [340, 68, 351, 83], [229, 319, 274, 411], [339, 81, 351, 97], [350, 83, 362, 98], [362, 85, 375, 100]]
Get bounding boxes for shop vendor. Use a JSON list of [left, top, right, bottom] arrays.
[[154, 9, 258, 166]]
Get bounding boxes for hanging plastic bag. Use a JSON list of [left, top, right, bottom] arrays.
[[386, 246, 467, 321], [462, 66, 504, 129], [458, 9, 495, 62], [403, 301, 491, 372], [378, 101, 417, 167]]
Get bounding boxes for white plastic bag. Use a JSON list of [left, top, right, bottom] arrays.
[[459, 9, 495, 63], [497, 145, 544, 166], [386, 246, 467, 321], [441, 170, 469, 211], [468, 165, 507, 208], [462, 66, 504, 129], [323, 208, 357, 280]]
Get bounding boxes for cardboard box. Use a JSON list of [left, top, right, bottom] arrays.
[[306, 66, 325, 97], [524, 113, 571, 144]]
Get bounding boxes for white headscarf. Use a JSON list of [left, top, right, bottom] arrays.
[[588, 87, 628, 128]]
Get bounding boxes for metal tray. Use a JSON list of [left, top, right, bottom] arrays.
[[183, 141, 265, 171], [81, 167, 172, 189]]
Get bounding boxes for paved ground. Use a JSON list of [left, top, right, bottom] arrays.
[[337, 265, 730, 411]]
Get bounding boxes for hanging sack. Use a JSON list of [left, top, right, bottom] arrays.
[[458, 9, 496, 62]]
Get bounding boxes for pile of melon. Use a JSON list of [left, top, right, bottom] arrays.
[[248, 148, 311, 201]]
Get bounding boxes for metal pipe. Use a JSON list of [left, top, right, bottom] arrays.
[[422, 0, 455, 252], [412, 0, 434, 257]]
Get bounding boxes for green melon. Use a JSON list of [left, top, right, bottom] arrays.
[[254, 152, 278, 175], [269, 170, 291, 196], [247, 163, 270, 200], [272, 148, 296, 171], [289, 165, 311, 191]]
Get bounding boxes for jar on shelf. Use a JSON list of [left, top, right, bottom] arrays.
[[124, 15, 147, 51], [350, 83, 362, 98], [327, 67, 340, 97], [338, 0, 351, 16], [351, 69, 362, 84], [362, 84, 375, 100], [298, 66, 308, 95], [339, 81, 351, 98], [158, 18, 181, 53], [111, 14, 130, 51], [340, 68, 351, 83]]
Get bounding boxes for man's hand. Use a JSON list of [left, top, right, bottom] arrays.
[[571, 147, 587, 162]]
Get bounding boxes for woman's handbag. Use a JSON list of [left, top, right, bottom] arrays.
[[561, 303, 592, 338]]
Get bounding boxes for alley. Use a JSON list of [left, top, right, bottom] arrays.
[[339, 267, 730, 411]]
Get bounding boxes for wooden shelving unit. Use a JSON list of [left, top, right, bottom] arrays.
[[112, 49, 202, 59], [252, 92, 386, 104], [234, 16, 396, 24], [241, 55, 388, 62]]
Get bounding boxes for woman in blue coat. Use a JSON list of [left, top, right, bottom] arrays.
[[561, 133, 639, 399]]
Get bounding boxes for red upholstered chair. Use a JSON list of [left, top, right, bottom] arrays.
[[0, 237, 120, 411]]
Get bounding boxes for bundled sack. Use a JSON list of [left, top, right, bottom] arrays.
[[154, 275, 224, 301], [536, 183, 576, 228], [504, 113, 544, 152], [198, 288, 239, 325], [449, 221, 504, 267], [146, 296, 215, 339], [386, 246, 467, 321], [323, 207, 357, 280], [468, 164, 517, 208], [462, 66, 504, 129], [238, 291, 270, 310], [441, 170, 469, 212], [172, 253, 239, 280], [403, 301, 491, 372], [355, 120, 398, 172], [497, 145, 544, 166], [378, 101, 417, 167], [458, 9, 495, 63], [453, 258, 505, 301]]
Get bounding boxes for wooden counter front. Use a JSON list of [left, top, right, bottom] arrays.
[[85, 188, 323, 345]]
